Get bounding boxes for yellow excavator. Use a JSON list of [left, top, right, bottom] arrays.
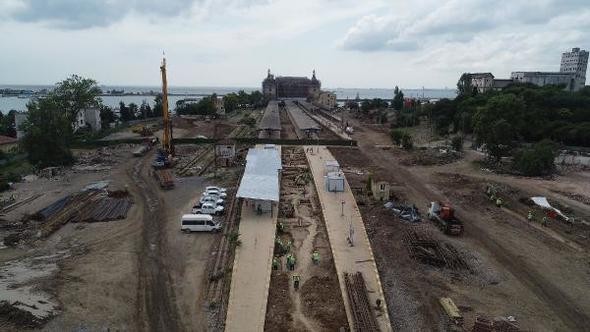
[[153, 56, 175, 169]]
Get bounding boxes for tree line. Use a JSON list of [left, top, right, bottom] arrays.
[[428, 80, 590, 175]]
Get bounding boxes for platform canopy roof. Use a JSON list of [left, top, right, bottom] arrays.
[[258, 101, 281, 131], [236, 146, 282, 202]]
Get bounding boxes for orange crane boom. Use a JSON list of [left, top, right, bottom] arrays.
[[160, 57, 174, 156]]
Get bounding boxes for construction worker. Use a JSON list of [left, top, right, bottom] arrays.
[[277, 222, 284, 234], [312, 250, 320, 265], [542, 216, 548, 227], [272, 256, 280, 270], [527, 210, 534, 222], [286, 254, 296, 271], [293, 275, 301, 290], [496, 197, 503, 208]]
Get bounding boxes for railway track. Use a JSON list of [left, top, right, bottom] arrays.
[[345, 272, 380, 332]]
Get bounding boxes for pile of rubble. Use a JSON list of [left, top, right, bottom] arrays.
[[73, 145, 134, 173], [384, 201, 421, 223]]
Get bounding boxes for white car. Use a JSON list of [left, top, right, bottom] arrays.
[[198, 195, 224, 207], [206, 186, 226, 193], [192, 202, 225, 215], [204, 188, 227, 199]]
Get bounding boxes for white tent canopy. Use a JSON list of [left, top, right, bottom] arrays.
[[531, 196, 569, 221], [236, 146, 282, 202]]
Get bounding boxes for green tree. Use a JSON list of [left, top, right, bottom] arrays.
[[0, 110, 17, 137], [176, 96, 216, 116], [139, 100, 153, 119], [430, 98, 457, 135], [99, 105, 115, 129], [223, 93, 239, 113], [119, 101, 134, 122], [21, 98, 74, 167], [154, 94, 163, 118], [473, 94, 525, 161], [51, 75, 101, 125], [451, 135, 463, 151], [128, 102, 139, 119], [393, 86, 404, 110], [514, 140, 557, 176]]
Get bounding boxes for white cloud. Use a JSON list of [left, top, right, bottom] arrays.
[[0, 0, 589, 88]]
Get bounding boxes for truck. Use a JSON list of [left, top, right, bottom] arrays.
[[427, 202, 464, 235], [192, 202, 224, 215], [154, 169, 175, 189]]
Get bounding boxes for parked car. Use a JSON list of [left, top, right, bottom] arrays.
[[180, 214, 221, 233], [198, 195, 225, 207], [204, 188, 227, 198], [192, 202, 224, 215], [206, 186, 227, 193]]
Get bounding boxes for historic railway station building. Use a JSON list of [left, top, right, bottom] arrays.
[[262, 69, 321, 100]]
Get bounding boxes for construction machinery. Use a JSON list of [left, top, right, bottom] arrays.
[[131, 125, 154, 137], [428, 201, 464, 235], [160, 56, 174, 157]]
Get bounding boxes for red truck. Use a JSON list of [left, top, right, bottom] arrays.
[[428, 202, 464, 236]]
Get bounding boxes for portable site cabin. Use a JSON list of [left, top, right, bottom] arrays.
[[325, 172, 345, 192], [236, 145, 282, 213], [325, 160, 340, 175]]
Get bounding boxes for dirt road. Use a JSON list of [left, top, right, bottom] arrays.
[[337, 118, 590, 330], [129, 154, 181, 331]]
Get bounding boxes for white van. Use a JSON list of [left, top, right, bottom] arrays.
[[180, 214, 222, 233]]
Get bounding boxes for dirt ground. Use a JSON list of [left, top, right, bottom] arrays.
[[328, 114, 590, 331], [264, 147, 347, 331], [0, 140, 240, 330]]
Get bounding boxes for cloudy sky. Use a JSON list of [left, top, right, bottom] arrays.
[[0, 0, 589, 88]]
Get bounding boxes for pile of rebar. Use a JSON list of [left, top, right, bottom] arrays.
[[344, 272, 379, 332], [35, 190, 133, 237], [79, 197, 133, 222], [403, 229, 470, 270], [473, 316, 520, 332]]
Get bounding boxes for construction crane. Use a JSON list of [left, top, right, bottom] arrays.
[[160, 56, 174, 156]]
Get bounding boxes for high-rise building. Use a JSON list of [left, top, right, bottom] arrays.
[[560, 47, 589, 91]]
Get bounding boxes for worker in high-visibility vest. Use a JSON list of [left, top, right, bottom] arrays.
[[286, 254, 296, 271], [293, 275, 301, 290], [496, 197, 503, 208], [542, 216, 548, 227], [527, 210, 534, 222], [312, 250, 320, 265], [272, 257, 280, 270]]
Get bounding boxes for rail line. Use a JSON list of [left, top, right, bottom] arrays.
[[345, 272, 380, 332]]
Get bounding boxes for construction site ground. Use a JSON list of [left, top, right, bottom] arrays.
[[0, 119, 247, 330], [306, 146, 391, 332], [328, 114, 590, 331], [264, 147, 347, 331]]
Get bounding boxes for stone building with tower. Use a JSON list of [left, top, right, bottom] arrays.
[[262, 69, 321, 100]]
